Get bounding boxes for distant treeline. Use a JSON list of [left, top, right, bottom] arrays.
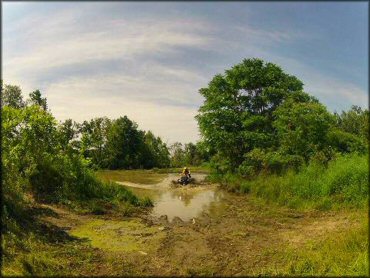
[[62, 116, 171, 169], [71, 118, 209, 169], [1, 84, 208, 171]]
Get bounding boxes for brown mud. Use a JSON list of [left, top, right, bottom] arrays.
[[38, 173, 364, 276]]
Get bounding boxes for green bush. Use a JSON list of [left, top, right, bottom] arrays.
[[2, 104, 151, 230], [239, 149, 304, 176], [222, 154, 368, 210], [29, 160, 64, 202], [327, 128, 367, 153]]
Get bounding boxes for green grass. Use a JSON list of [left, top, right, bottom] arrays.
[[96, 169, 167, 184], [56, 168, 154, 215], [2, 212, 130, 276], [2, 176, 152, 275], [2, 167, 153, 275], [2, 205, 84, 275], [62, 180, 153, 215], [262, 213, 369, 276], [214, 153, 368, 210]]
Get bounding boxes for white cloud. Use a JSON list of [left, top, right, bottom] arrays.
[[3, 5, 212, 143], [4, 10, 213, 77], [3, 2, 367, 145], [46, 78, 200, 144], [234, 25, 309, 45], [268, 56, 368, 111], [305, 78, 368, 111]]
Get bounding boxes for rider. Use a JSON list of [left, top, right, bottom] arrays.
[[182, 167, 191, 179], [177, 167, 191, 185]]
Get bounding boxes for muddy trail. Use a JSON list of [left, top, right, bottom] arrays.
[[39, 173, 363, 276]]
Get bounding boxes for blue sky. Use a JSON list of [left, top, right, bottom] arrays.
[[3, 2, 368, 143]]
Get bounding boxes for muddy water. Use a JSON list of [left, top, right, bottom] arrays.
[[115, 173, 224, 222]]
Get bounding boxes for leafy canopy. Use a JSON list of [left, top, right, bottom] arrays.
[[196, 58, 310, 170], [196, 58, 367, 175]]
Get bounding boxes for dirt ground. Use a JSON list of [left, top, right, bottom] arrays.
[[38, 187, 363, 276]]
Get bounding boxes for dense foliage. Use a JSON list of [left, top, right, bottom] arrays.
[[196, 58, 368, 176], [2, 85, 158, 233], [210, 153, 368, 209], [168, 141, 210, 167], [2, 82, 210, 228], [78, 116, 171, 169], [61, 116, 209, 170]]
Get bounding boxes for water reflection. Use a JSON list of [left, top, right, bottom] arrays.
[[152, 189, 220, 221], [117, 173, 223, 222], [170, 190, 195, 206]]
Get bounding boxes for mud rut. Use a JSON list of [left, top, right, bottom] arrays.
[[40, 182, 361, 276]]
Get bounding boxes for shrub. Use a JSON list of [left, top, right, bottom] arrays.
[[327, 128, 367, 154], [2, 104, 151, 227], [221, 153, 368, 210]]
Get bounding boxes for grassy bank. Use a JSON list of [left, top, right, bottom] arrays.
[[2, 206, 97, 275], [210, 153, 368, 210], [3, 161, 152, 275], [209, 154, 369, 276], [60, 177, 153, 215], [263, 212, 368, 276], [2, 173, 152, 276], [97, 169, 167, 184]]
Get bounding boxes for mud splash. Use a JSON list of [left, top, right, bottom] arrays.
[[115, 173, 223, 222]]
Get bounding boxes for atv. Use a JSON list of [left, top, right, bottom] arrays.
[[177, 175, 194, 186]]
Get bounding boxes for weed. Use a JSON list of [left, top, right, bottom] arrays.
[[214, 153, 368, 210]]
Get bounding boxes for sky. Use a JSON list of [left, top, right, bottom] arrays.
[[3, 2, 368, 144]]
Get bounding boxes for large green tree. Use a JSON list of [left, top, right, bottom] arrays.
[[2, 105, 64, 201], [196, 58, 309, 171], [104, 116, 144, 169], [80, 117, 111, 168], [143, 131, 170, 168], [273, 100, 334, 162]]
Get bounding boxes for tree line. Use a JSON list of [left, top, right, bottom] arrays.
[[3, 57, 367, 179], [1, 84, 208, 171], [2, 59, 368, 214], [196, 58, 368, 177]]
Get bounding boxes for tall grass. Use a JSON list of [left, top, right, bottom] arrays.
[[2, 164, 152, 275], [267, 215, 369, 276], [215, 153, 368, 210], [23, 153, 154, 210]]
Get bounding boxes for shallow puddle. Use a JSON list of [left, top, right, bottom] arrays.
[[150, 188, 223, 221], [103, 172, 224, 222]]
